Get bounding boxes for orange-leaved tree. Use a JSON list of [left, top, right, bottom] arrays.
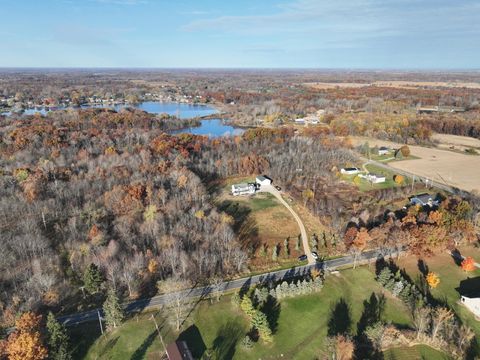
[[6, 312, 48, 360], [461, 257, 476, 272], [426, 272, 440, 289]]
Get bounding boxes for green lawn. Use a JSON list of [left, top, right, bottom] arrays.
[[75, 267, 417, 360], [383, 345, 451, 360], [397, 249, 480, 348]]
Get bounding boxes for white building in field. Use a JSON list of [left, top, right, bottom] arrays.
[[256, 175, 272, 187], [378, 146, 390, 156], [341, 167, 360, 175], [361, 173, 386, 183], [231, 183, 256, 196], [461, 296, 480, 318]]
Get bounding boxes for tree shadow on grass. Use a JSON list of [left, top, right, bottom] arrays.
[[130, 331, 157, 360], [355, 293, 385, 360], [68, 322, 102, 360], [211, 321, 243, 360], [327, 297, 352, 337], [417, 259, 429, 277], [357, 292, 385, 334], [178, 325, 207, 359], [217, 200, 260, 254], [261, 295, 281, 333]]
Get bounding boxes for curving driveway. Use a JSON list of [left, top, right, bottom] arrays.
[[259, 185, 315, 264]]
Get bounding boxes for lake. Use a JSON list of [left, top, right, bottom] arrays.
[[1, 101, 218, 119], [170, 119, 244, 138]]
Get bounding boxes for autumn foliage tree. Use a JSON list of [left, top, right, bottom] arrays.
[[426, 272, 440, 288], [461, 257, 476, 272], [6, 312, 48, 360]]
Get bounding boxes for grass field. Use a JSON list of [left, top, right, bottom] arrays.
[[214, 177, 310, 270], [74, 267, 433, 360], [340, 163, 409, 192], [396, 246, 480, 344], [383, 345, 451, 360]]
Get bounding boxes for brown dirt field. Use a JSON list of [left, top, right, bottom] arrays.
[[352, 136, 480, 193], [432, 133, 480, 152]]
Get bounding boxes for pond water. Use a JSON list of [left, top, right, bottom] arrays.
[[170, 119, 244, 138], [1, 101, 218, 119]]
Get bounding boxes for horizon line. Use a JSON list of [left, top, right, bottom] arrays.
[[0, 66, 480, 72]]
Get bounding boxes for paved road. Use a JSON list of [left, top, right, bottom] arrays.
[[260, 184, 315, 264], [58, 248, 396, 326]]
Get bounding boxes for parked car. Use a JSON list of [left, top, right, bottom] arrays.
[[298, 254, 308, 261], [275, 186, 281, 191], [311, 252, 318, 260]]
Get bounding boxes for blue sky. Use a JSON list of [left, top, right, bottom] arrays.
[[1, 0, 479, 68]]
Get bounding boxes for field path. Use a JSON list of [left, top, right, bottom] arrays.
[[260, 185, 315, 265]]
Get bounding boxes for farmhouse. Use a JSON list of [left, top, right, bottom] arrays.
[[364, 174, 386, 183], [409, 193, 438, 207], [231, 183, 256, 196], [256, 175, 272, 187], [460, 296, 480, 319], [340, 167, 360, 175], [378, 146, 390, 156]]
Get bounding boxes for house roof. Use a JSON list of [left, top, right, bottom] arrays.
[[166, 341, 194, 360], [256, 175, 271, 182], [412, 193, 433, 203], [379, 146, 389, 151], [232, 183, 253, 190]]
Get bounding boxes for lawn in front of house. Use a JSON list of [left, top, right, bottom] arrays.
[[76, 267, 418, 360], [214, 177, 306, 270], [396, 246, 480, 353]]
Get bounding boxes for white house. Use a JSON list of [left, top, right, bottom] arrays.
[[256, 175, 272, 187], [295, 118, 306, 124], [378, 146, 390, 156], [365, 174, 386, 183], [461, 296, 480, 318], [340, 167, 360, 175], [232, 183, 256, 196]]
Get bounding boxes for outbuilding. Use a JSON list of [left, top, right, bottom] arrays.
[[256, 175, 272, 187], [340, 167, 360, 175]]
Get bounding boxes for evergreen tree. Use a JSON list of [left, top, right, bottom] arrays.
[[376, 267, 393, 286], [272, 244, 278, 261], [252, 311, 273, 343], [46, 312, 72, 360], [103, 288, 124, 330], [83, 263, 103, 294]]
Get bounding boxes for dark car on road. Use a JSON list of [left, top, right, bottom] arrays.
[[298, 254, 308, 261]]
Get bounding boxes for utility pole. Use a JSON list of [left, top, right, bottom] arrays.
[[97, 310, 104, 335], [150, 315, 169, 359]]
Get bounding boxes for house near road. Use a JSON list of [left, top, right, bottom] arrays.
[[256, 175, 273, 187], [460, 296, 480, 319], [409, 193, 438, 207], [341, 167, 361, 175], [231, 183, 256, 196]]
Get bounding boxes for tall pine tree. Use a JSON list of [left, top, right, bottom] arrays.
[[83, 263, 103, 294], [46, 312, 72, 360], [103, 288, 124, 330]]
